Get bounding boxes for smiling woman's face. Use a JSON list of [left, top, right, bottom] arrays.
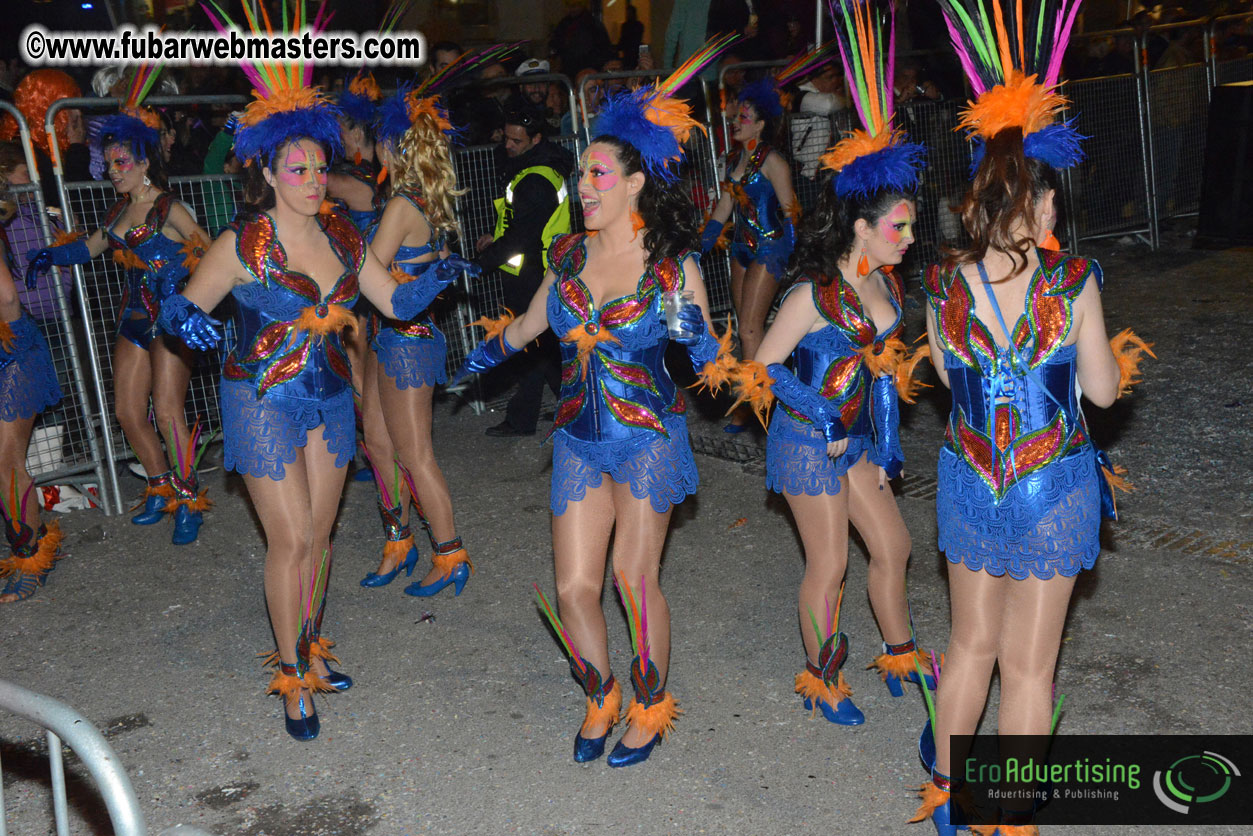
[[104, 144, 149, 196], [264, 139, 329, 217], [577, 142, 643, 232]]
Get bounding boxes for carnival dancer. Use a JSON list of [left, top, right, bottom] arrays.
[[359, 54, 495, 595], [734, 0, 935, 727], [26, 66, 212, 545], [910, 1, 1154, 831], [0, 203, 64, 603], [701, 49, 831, 431], [159, 0, 477, 741], [457, 35, 739, 766]]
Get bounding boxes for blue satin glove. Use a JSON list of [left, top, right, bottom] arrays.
[[453, 330, 520, 385], [157, 294, 223, 351], [758, 219, 795, 277], [766, 362, 846, 443], [24, 240, 91, 289], [699, 220, 724, 254], [869, 374, 904, 479], [391, 255, 481, 321], [668, 303, 705, 346]]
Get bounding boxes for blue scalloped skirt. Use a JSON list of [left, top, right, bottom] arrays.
[[937, 445, 1100, 580], [221, 380, 356, 480], [765, 410, 873, 496], [551, 415, 698, 516], [0, 315, 61, 422], [371, 324, 448, 390]]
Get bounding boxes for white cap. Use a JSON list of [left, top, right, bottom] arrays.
[[516, 59, 550, 76]]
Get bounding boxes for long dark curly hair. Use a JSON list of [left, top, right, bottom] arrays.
[[588, 134, 699, 266], [792, 176, 914, 286]]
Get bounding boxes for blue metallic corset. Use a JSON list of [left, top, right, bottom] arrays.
[[790, 327, 871, 437], [730, 145, 783, 249], [105, 194, 190, 316], [544, 234, 688, 445]]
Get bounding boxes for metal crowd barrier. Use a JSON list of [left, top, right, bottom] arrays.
[[46, 94, 247, 514], [0, 101, 113, 511], [0, 678, 214, 835], [1210, 14, 1253, 86]]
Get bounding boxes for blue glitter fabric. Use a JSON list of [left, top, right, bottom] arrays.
[[544, 232, 699, 515], [728, 144, 785, 265], [551, 413, 699, 515], [924, 253, 1101, 579], [219, 211, 364, 480], [104, 194, 192, 345], [222, 381, 355, 480], [763, 277, 905, 494], [0, 315, 62, 422], [367, 193, 448, 389]]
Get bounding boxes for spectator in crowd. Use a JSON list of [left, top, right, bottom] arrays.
[[893, 59, 942, 107], [550, 1, 614, 78], [431, 40, 463, 73], [790, 61, 847, 212], [563, 68, 604, 142], [1132, 11, 1170, 68], [451, 61, 510, 146], [664, 0, 715, 82], [0, 69, 90, 209], [509, 59, 556, 129], [601, 57, 628, 100], [618, 4, 645, 69], [472, 106, 572, 437]]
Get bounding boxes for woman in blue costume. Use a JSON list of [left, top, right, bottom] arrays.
[[357, 82, 475, 596], [26, 72, 211, 544], [159, 6, 471, 740], [741, 0, 937, 728], [458, 37, 738, 767], [699, 63, 800, 431], [910, 1, 1153, 831], [0, 194, 64, 603]]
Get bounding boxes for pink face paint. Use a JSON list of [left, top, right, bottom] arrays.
[[582, 149, 620, 192], [737, 105, 755, 128], [277, 143, 328, 191], [878, 201, 915, 246], [105, 148, 134, 178]]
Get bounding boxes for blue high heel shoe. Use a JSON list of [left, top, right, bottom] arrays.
[[802, 694, 865, 725], [607, 655, 677, 768], [404, 538, 472, 597], [319, 666, 353, 692], [171, 505, 203, 545], [913, 770, 968, 835], [607, 732, 662, 767], [797, 632, 865, 725], [574, 730, 611, 762], [572, 672, 620, 763], [873, 640, 939, 697], [275, 663, 319, 741], [131, 472, 173, 525], [360, 542, 418, 587]]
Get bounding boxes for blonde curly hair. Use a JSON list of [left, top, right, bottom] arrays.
[[385, 113, 464, 239]]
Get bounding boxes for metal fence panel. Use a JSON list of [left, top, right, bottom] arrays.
[[0, 101, 112, 511], [1215, 57, 1253, 85], [895, 99, 972, 271], [1063, 74, 1155, 243], [1146, 62, 1210, 219]]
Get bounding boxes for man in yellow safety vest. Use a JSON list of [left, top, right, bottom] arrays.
[[473, 105, 573, 436]]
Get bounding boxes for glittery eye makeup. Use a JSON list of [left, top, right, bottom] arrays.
[[582, 150, 619, 192], [879, 202, 915, 245], [106, 150, 134, 175], [277, 144, 328, 188]]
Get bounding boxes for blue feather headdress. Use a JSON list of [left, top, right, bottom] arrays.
[[822, 0, 927, 199], [337, 73, 382, 127], [737, 77, 784, 120], [734, 45, 839, 122], [96, 64, 163, 160], [596, 34, 738, 183], [203, 0, 344, 166]]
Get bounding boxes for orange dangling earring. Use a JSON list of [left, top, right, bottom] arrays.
[[1041, 229, 1061, 251], [857, 248, 870, 277], [630, 210, 645, 241]]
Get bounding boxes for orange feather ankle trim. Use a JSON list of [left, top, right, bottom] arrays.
[[0, 522, 63, 577], [430, 547, 473, 580], [266, 669, 305, 700], [868, 648, 934, 680], [794, 668, 853, 713], [581, 679, 622, 735], [383, 535, 415, 564], [164, 491, 213, 514], [310, 636, 340, 665], [623, 691, 680, 740], [909, 782, 951, 823]]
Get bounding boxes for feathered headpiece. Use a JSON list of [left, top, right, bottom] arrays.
[[936, 0, 1085, 169], [337, 73, 382, 126], [96, 64, 164, 159], [203, 0, 343, 165], [821, 0, 927, 199], [736, 43, 839, 121], [375, 43, 520, 148], [596, 34, 738, 183]]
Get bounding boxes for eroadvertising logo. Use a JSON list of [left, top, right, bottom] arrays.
[[1152, 751, 1241, 815]]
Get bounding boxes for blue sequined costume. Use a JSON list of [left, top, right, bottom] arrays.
[[545, 233, 699, 515], [333, 158, 382, 233], [727, 143, 785, 268], [104, 193, 193, 349], [0, 314, 62, 422], [367, 191, 448, 389], [765, 273, 905, 495], [925, 250, 1103, 580], [220, 210, 365, 480]]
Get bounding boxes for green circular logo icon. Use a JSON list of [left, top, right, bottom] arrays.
[[1153, 751, 1240, 815]]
